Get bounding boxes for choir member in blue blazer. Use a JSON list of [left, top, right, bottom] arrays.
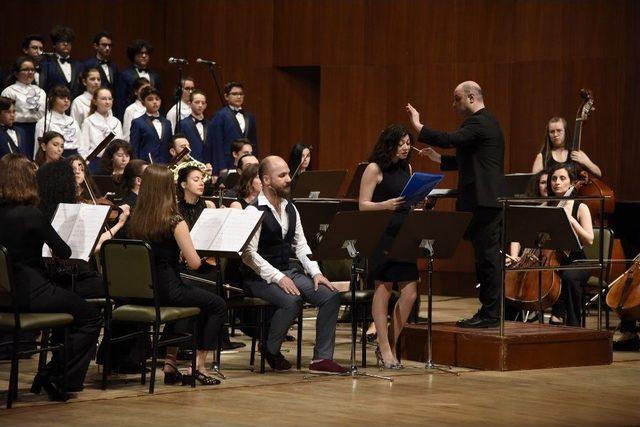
[[129, 86, 171, 163], [0, 97, 29, 157], [178, 89, 208, 162], [84, 31, 118, 92], [115, 39, 161, 120], [20, 34, 47, 91], [42, 26, 84, 98], [205, 82, 258, 174]]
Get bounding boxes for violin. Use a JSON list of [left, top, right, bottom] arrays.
[[82, 179, 122, 224], [606, 253, 640, 320], [571, 89, 615, 222]]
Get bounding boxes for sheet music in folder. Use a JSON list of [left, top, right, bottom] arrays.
[[190, 208, 264, 255], [42, 203, 110, 262]]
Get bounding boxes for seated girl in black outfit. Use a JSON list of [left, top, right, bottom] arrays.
[[129, 164, 226, 385], [0, 154, 101, 399]]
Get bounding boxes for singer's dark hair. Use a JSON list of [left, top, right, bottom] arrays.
[[190, 89, 206, 102], [140, 86, 161, 101], [79, 67, 101, 90], [231, 138, 252, 156], [127, 39, 153, 62], [6, 56, 36, 85], [50, 25, 75, 44], [21, 34, 45, 50], [288, 143, 312, 176], [36, 160, 76, 220], [48, 85, 71, 109], [100, 139, 134, 174], [0, 97, 15, 112], [93, 31, 112, 45], [224, 82, 243, 95], [368, 124, 412, 170]]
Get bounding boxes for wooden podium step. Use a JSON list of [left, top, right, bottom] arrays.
[[400, 322, 612, 371]]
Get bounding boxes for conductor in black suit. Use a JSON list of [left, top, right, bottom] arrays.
[[406, 81, 506, 328]]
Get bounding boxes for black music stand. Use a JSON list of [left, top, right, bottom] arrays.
[[291, 170, 347, 199], [504, 173, 535, 197], [502, 205, 584, 332], [313, 210, 394, 381], [387, 210, 471, 375], [345, 162, 369, 199], [294, 199, 358, 250]]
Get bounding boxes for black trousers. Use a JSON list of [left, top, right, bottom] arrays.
[[466, 207, 503, 320], [551, 268, 590, 327], [157, 271, 226, 351], [27, 284, 101, 389]]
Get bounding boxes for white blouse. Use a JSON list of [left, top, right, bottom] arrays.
[[1, 82, 46, 123], [71, 91, 92, 128], [34, 111, 81, 156], [79, 112, 123, 159], [167, 101, 192, 131], [122, 100, 147, 141]]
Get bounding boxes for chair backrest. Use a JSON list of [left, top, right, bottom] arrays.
[[582, 227, 614, 278], [0, 245, 13, 308], [100, 239, 156, 300]]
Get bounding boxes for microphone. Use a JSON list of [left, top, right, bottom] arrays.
[[168, 57, 189, 65], [196, 58, 217, 66]]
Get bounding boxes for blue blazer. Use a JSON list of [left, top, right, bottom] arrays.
[[115, 66, 161, 120], [178, 116, 208, 162], [205, 106, 258, 172], [83, 57, 118, 91], [129, 115, 172, 163], [42, 57, 84, 97], [0, 126, 29, 158]]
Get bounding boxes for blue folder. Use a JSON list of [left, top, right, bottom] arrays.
[[399, 172, 444, 206]]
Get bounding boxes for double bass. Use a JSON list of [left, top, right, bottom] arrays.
[[606, 253, 640, 320]]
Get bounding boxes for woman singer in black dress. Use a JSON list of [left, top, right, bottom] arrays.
[[359, 124, 418, 370]]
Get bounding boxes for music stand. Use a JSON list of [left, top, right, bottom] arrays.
[[387, 210, 471, 375], [93, 175, 121, 196], [344, 162, 369, 199], [291, 170, 347, 199], [294, 199, 358, 250], [504, 173, 535, 197], [502, 205, 585, 333], [313, 210, 394, 381]]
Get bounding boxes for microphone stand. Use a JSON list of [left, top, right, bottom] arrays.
[[204, 63, 225, 108], [175, 65, 183, 133]]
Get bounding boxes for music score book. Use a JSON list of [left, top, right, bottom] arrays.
[[190, 208, 265, 257], [400, 172, 444, 206], [42, 203, 110, 262]]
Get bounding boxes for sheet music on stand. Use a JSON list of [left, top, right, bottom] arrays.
[[190, 208, 265, 257], [42, 203, 110, 262]]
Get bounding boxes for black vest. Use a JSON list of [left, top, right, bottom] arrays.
[[253, 199, 297, 271]]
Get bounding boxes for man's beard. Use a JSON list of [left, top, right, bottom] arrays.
[[272, 183, 290, 199]]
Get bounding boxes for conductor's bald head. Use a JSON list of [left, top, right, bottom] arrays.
[[259, 155, 292, 199], [453, 80, 485, 116]]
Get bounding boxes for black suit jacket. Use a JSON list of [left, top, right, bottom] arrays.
[[418, 108, 506, 211], [179, 116, 208, 162], [0, 126, 28, 158], [83, 57, 118, 91], [42, 57, 84, 97], [205, 106, 258, 172]]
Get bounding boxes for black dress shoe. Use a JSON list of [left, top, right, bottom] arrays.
[[456, 315, 499, 328], [222, 341, 246, 350], [264, 351, 292, 371], [612, 335, 640, 352]]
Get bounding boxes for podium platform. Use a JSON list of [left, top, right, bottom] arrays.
[[400, 322, 612, 371]]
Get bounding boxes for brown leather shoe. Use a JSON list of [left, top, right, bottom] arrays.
[[264, 351, 292, 371], [309, 359, 348, 375]]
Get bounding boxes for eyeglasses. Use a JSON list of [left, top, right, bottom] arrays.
[[19, 68, 36, 73], [229, 92, 244, 96]]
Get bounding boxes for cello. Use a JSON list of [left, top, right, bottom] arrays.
[[606, 253, 640, 320]]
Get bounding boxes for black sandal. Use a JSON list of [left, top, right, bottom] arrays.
[[164, 363, 185, 385], [189, 370, 221, 386]]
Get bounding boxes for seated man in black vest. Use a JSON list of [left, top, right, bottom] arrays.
[[241, 155, 347, 374]]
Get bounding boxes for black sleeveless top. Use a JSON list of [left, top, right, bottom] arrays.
[[371, 161, 411, 211], [563, 200, 586, 263], [178, 197, 207, 230], [541, 147, 576, 174]]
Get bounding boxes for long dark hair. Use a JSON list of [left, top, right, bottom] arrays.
[[36, 160, 77, 220], [176, 165, 202, 199], [100, 139, 134, 174], [288, 143, 312, 177], [237, 163, 259, 200], [368, 124, 412, 170], [66, 155, 101, 201], [6, 56, 36, 86], [546, 164, 577, 198], [525, 170, 549, 198]]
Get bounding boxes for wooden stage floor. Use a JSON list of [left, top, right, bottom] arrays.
[[1, 296, 639, 426]]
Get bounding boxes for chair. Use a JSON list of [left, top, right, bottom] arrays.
[[100, 240, 200, 393], [0, 246, 73, 409], [581, 227, 614, 327]]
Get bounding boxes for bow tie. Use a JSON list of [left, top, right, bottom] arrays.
[[193, 118, 204, 125], [98, 59, 110, 65], [136, 68, 148, 74], [1, 124, 14, 131], [59, 57, 71, 64], [148, 115, 160, 121], [233, 109, 243, 116]]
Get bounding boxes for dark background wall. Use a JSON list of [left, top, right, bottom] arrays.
[[1, 0, 638, 280]]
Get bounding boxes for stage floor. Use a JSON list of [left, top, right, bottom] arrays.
[[1, 296, 639, 426]]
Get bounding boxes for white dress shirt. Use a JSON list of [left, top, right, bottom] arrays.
[[232, 108, 246, 133], [100, 62, 111, 83], [70, 91, 92, 128], [167, 101, 192, 131], [79, 112, 123, 159], [242, 192, 321, 285], [5, 129, 18, 148], [122, 100, 147, 141], [1, 82, 46, 123], [136, 68, 150, 83], [57, 55, 72, 83], [34, 111, 81, 155], [148, 114, 163, 138]]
